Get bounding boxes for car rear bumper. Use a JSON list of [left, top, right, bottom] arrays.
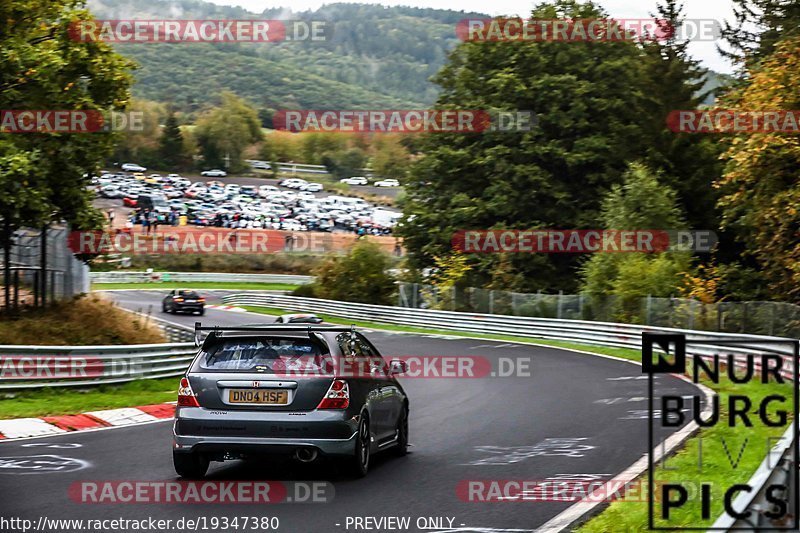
[[173, 407, 359, 457], [174, 303, 204, 311]]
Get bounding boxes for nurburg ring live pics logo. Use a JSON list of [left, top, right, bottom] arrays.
[[643, 332, 799, 530]]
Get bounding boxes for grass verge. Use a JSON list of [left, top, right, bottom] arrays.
[[0, 378, 178, 419], [93, 282, 299, 291], [0, 295, 165, 345], [580, 375, 792, 531]]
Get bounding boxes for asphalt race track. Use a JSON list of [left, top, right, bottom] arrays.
[[0, 290, 701, 533]]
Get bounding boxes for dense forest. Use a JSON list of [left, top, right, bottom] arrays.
[[88, 0, 729, 113], [87, 0, 486, 111]]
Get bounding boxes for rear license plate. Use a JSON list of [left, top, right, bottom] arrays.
[[229, 389, 288, 404], [185, 299, 196, 303]]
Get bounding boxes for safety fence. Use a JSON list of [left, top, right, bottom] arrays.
[[1, 225, 90, 310], [397, 282, 800, 338]]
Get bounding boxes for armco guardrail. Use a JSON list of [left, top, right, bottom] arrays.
[[90, 271, 314, 285], [0, 315, 196, 390], [0, 341, 196, 389], [222, 293, 797, 529], [220, 293, 797, 370], [710, 422, 796, 530]]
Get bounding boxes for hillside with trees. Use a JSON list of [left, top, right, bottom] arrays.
[[89, 0, 728, 114], [87, 0, 483, 111]]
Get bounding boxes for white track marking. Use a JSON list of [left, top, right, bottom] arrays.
[[84, 408, 157, 426], [0, 419, 67, 439]]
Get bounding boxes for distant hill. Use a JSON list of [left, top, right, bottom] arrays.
[[87, 0, 485, 112], [88, 0, 732, 113]]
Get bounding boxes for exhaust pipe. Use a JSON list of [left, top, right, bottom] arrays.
[[294, 447, 318, 463]]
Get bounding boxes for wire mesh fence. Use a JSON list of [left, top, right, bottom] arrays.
[[397, 283, 800, 337], [0, 225, 90, 310]]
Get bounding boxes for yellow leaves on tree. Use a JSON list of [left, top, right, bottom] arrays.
[[716, 36, 800, 301]]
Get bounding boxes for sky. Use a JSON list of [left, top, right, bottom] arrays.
[[205, 0, 738, 73]]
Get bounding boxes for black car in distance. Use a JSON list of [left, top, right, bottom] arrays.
[[162, 289, 206, 315]]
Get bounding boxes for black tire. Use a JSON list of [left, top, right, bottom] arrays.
[[173, 451, 209, 479], [198, 308, 205, 316], [347, 415, 370, 477], [161, 303, 167, 313], [393, 407, 409, 457]]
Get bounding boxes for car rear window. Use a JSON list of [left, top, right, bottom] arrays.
[[197, 337, 333, 374], [178, 290, 199, 298]]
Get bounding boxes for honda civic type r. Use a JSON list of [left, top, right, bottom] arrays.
[[173, 324, 409, 478]]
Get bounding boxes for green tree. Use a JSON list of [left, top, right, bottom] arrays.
[[311, 239, 395, 305], [581, 163, 691, 321], [158, 112, 187, 169], [0, 0, 134, 306], [371, 135, 411, 181], [110, 99, 165, 168], [400, 0, 653, 292], [720, 0, 800, 70], [639, 0, 724, 232], [195, 92, 262, 172], [322, 148, 367, 180]]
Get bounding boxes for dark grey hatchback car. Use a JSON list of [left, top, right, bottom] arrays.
[[173, 324, 409, 478]]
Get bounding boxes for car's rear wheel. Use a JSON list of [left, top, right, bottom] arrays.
[[173, 451, 209, 479], [393, 407, 409, 456], [198, 308, 205, 316], [347, 415, 370, 477]]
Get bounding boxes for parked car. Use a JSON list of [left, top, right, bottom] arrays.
[[173, 324, 409, 478], [258, 185, 280, 197], [280, 178, 308, 189], [121, 163, 146, 172], [373, 179, 400, 187], [340, 177, 368, 185], [240, 185, 258, 197], [301, 182, 324, 192], [201, 169, 227, 177], [162, 289, 205, 315]]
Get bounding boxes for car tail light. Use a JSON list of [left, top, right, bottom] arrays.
[[178, 377, 200, 407], [317, 379, 349, 409], [197, 298, 205, 303], [173, 296, 184, 302]]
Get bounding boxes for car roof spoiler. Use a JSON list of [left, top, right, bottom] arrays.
[[194, 322, 356, 346]]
